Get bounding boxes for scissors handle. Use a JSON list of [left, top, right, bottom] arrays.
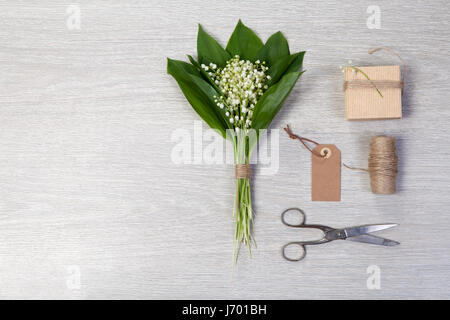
[[281, 208, 333, 232], [282, 242, 306, 261], [281, 208, 306, 227], [282, 238, 331, 262], [281, 208, 334, 262]]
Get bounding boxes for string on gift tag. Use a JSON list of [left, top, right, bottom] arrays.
[[284, 125, 325, 158]]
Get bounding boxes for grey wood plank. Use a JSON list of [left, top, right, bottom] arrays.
[[0, 0, 449, 299]]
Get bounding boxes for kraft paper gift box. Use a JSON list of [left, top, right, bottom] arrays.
[[344, 65, 402, 120]]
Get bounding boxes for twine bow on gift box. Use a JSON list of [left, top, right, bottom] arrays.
[[343, 47, 406, 95]]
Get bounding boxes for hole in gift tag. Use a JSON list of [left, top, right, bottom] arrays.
[[320, 147, 332, 159]]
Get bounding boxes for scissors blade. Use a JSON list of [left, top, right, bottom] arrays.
[[343, 224, 397, 238], [346, 234, 400, 246]]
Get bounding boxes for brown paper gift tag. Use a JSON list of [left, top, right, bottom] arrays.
[[312, 144, 341, 201]]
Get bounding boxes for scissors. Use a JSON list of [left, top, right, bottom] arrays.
[[281, 208, 399, 261]]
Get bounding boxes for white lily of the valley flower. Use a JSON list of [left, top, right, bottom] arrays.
[[209, 56, 269, 129]]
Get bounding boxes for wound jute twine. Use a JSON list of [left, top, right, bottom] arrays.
[[235, 164, 251, 179], [343, 46, 406, 95], [284, 125, 398, 194]]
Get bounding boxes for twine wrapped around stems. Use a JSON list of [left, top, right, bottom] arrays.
[[235, 164, 251, 179]]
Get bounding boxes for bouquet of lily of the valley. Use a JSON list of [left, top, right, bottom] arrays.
[[167, 20, 305, 260]]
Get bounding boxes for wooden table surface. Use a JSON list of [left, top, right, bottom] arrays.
[[1, 0, 449, 299]]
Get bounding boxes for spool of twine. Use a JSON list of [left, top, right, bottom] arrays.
[[368, 136, 398, 194], [344, 136, 398, 194]]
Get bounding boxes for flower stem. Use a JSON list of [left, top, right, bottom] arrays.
[[233, 132, 254, 263], [349, 66, 383, 98]]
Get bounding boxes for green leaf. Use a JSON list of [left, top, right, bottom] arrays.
[[266, 54, 295, 86], [251, 71, 304, 131], [197, 24, 231, 67], [254, 31, 290, 67], [226, 20, 263, 61], [187, 54, 222, 94], [173, 57, 203, 77], [266, 51, 305, 86], [284, 51, 305, 74], [167, 58, 229, 138]]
